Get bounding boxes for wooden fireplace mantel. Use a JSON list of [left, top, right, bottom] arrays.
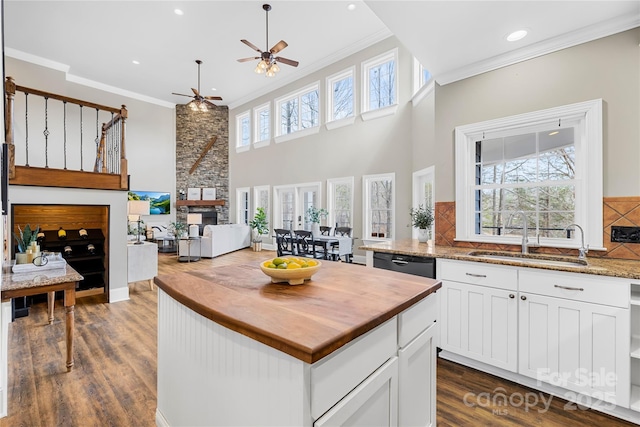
[[176, 200, 225, 207]]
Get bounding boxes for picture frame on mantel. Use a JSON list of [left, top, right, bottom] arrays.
[[202, 188, 216, 201], [187, 188, 201, 200]]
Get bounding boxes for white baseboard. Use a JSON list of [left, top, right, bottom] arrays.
[[109, 286, 130, 303], [155, 409, 170, 427]]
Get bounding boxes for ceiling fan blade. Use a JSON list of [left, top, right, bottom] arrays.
[[204, 96, 223, 101], [275, 56, 299, 67], [191, 88, 201, 97], [241, 39, 263, 53], [172, 93, 194, 97], [204, 100, 218, 108], [237, 56, 260, 63], [269, 40, 288, 54]]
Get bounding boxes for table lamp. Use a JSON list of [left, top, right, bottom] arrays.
[[127, 200, 150, 244], [187, 213, 202, 238]]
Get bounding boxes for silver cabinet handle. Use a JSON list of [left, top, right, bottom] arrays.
[[509, 294, 515, 299], [521, 295, 527, 301], [554, 284, 584, 291], [465, 272, 487, 278], [391, 260, 408, 265]]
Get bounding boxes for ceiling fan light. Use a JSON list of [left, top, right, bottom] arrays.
[[254, 65, 264, 74], [266, 68, 275, 77], [271, 63, 280, 73], [259, 60, 268, 70], [188, 101, 198, 111]]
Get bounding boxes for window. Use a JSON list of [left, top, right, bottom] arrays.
[[235, 111, 250, 152], [363, 173, 395, 240], [362, 49, 398, 120], [455, 99, 603, 249], [412, 167, 435, 239], [236, 187, 250, 225], [275, 83, 320, 142], [326, 67, 355, 129], [273, 182, 322, 231], [328, 177, 354, 228], [253, 103, 270, 147], [253, 185, 270, 230], [412, 57, 433, 96]]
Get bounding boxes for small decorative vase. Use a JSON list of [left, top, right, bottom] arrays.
[[418, 228, 429, 243], [312, 223, 320, 237], [253, 241, 262, 252]]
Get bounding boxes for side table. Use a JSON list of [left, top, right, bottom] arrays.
[[178, 237, 201, 262], [154, 236, 177, 253]]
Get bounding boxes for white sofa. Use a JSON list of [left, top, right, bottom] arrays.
[[179, 224, 251, 258]]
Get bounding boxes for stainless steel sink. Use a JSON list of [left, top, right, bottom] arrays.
[[467, 251, 588, 268]]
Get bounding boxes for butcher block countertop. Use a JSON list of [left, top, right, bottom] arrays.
[[154, 261, 441, 364], [360, 239, 640, 280]]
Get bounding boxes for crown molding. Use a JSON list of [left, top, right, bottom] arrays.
[[5, 48, 175, 109], [436, 14, 640, 86]]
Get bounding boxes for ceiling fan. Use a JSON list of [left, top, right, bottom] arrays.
[[172, 59, 222, 108], [237, 4, 299, 77]]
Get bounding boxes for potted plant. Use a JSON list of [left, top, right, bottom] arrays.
[[248, 207, 269, 251], [306, 207, 328, 236], [13, 224, 40, 264], [169, 221, 188, 239], [409, 204, 434, 244]]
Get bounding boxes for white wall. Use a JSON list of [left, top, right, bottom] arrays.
[[4, 56, 177, 301]]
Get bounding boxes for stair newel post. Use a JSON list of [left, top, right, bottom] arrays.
[[4, 77, 15, 179], [119, 105, 128, 189]]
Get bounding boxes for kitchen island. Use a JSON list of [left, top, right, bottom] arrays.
[[154, 261, 441, 427]]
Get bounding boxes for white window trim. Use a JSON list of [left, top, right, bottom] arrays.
[[361, 48, 399, 117], [326, 66, 356, 125], [253, 184, 271, 231], [235, 187, 250, 225], [412, 166, 435, 240], [253, 102, 271, 149], [362, 172, 396, 242], [325, 116, 356, 131], [274, 81, 321, 139], [235, 110, 250, 153], [327, 176, 354, 228], [454, 99, 603, 250]]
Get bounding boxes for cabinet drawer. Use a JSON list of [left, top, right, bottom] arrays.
[[398, 292, 438, 348], [519, 268, 629, 308], [439, 260, 517, 291], [311, 318, 397, 420]]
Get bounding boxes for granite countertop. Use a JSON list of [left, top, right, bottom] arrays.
[[360, 239, 640, 280], [1, 264, 83, 292], [154, 261, 441, 364]]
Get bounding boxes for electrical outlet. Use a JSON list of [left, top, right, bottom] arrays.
[[610, 226, 640, 243]]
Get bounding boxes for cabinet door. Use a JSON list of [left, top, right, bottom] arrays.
[[398, 323, 437, 427], [440, 280, 518, 372], [519, 293, 630, 407], [314, 357, 398, 427]]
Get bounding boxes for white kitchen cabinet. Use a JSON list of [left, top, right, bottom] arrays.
[[314, 357, 398, 427], [438, 260, 518, 372], [630, 282, 640, 412], [398, 322, 437, 427], [519, 291, 629, 406]]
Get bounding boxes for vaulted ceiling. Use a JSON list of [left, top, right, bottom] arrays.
[[4, 1, 638, 109]]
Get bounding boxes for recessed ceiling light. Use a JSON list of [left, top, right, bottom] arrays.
[[132, 60, 140, 65], [174, 9, 184, 16], [506, 30, 528, 42], [211, 87, 217, 92], [347, 3, 356, 11]]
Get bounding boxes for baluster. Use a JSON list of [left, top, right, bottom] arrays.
[[79, 105, 84, 171], [43, 97, 49, 168], [63, 101, 67, 170], [24, 93, 29, 167]]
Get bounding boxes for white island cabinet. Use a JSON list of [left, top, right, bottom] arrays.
[[155, 262, 440, 427]]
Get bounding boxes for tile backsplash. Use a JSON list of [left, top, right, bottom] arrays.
[[435, 197, 640, 261]]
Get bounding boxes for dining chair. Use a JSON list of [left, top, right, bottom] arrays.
[[319, 226, 332, 236], [274, 228, 294, 257], [331, 227, 353, 262], [294, 230, 323, 259]]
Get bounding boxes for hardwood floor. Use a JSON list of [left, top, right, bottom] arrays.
[[0, 249, 636, 426]]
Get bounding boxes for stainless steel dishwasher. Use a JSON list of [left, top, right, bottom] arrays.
[[373, 252, 436, 278]]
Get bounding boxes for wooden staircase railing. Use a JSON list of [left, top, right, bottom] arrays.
[[4, 76, 129, 191]]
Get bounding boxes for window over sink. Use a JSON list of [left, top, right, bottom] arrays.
[[455, 99, 603, 250]]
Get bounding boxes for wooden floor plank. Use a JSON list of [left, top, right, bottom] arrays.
[[0, 249, 637, 426]]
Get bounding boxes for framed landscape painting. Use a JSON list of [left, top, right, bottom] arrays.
[[128, 191, 170, 215]]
